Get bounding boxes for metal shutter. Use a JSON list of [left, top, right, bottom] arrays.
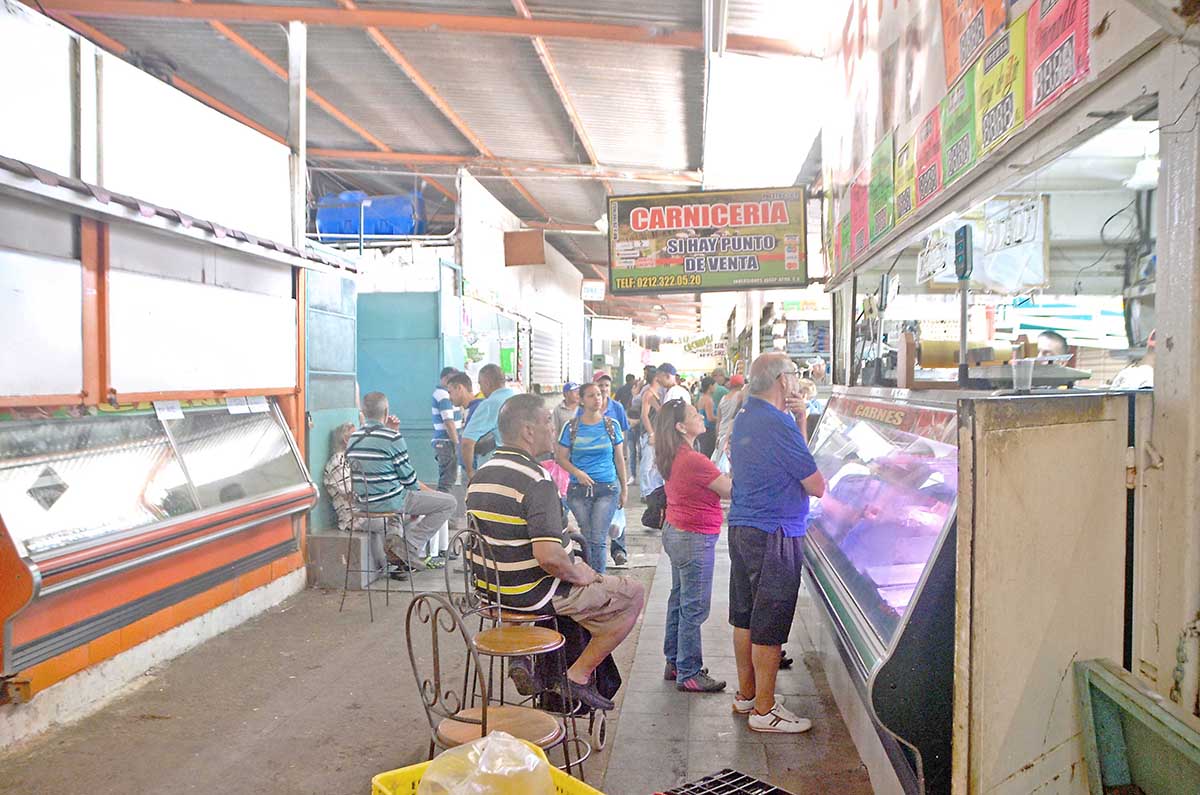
[[531, 314, 564, 389]]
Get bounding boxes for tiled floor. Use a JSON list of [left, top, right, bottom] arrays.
[[600, 535, 873, 794]]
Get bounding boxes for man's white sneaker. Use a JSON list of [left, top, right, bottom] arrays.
[[732, 693, 784, 715], [748, 703, 812, 734]]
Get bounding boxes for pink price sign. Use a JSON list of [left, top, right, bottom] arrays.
[[1026, 0, 1090, 119], [850, 168, 870, 258], [915, 108, 943, 208]]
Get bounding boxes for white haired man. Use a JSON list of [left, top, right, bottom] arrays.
[[726, 353, 826, 734]]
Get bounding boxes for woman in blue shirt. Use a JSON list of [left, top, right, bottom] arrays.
[[556, 382, 628, 573]]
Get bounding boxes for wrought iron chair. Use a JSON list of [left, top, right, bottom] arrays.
[[445, 520, 591, 775], [405, 592, 566, 761], [337, 458, 412, 621]]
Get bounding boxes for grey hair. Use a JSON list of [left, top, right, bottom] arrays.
[[330, 422, 356, 452], [478, 363, 504, 390], [748, 353, 792, 396], [361, 391, 388, 421], [498, 393, 545, 442]]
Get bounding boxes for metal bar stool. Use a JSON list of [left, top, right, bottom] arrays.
[[337, 460, 412, 621], [405, 592, 567, 763], [450, 521, 592, 778]]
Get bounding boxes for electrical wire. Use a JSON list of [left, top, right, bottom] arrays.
[[1099, 198, 1139, 248]]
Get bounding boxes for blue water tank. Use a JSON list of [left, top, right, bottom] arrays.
[[315, 191, 427, 239]]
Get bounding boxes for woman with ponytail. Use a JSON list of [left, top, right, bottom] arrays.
[[654, 398, 732, 692]]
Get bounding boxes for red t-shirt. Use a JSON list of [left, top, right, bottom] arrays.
[[664, 444, 725, 534]]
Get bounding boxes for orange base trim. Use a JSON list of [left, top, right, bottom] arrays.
[[21, 553, 303, 696]]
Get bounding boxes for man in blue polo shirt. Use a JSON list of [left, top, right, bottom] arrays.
[[461, 363, 517, 481], [726, 352, 826, 735]]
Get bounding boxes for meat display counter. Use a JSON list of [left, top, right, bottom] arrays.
[[803, 391, 959, 794], [0, 399, 316, 684], [800, 387, 1142, 795]]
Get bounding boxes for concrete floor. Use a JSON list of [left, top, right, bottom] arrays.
[[0, 516, 869, 795]]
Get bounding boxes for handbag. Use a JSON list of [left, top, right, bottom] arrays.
[[640, 485, 667, 529]]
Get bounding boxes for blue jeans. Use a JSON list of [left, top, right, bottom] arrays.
[[662, 522, 718, 681], [566, 481, 621, 575], [432, 439, 458, 492]]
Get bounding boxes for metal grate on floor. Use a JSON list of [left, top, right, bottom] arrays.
[[661, 768, 796, 794]]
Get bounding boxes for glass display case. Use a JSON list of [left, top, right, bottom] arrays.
[[0, 402, 309, 559], [805, 395, 958, 648], [802, 389, 961, 794]]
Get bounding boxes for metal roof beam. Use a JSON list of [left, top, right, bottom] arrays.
[[43, 1, 817, 56], [308, 149, 701, 184], [333, 0, 548, 218]]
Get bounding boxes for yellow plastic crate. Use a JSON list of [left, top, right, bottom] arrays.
[[371, 741, 603, 795]]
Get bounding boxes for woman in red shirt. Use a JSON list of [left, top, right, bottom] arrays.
[[654, 398, 733, 692]]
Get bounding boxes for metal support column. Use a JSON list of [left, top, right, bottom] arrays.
[[1151, 42, 1200, 709], [287, 21, 307, 249]]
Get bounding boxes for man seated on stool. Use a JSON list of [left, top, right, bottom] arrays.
[[466, 393, 645, 712], [348, 392, 458, 577]]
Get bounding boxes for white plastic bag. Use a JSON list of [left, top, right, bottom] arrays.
[[417, 731, 554, 795]]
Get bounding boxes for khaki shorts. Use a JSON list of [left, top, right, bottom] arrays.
[[552, 575, 644, 636]]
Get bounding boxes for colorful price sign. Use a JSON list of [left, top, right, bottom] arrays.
[[895, 135, 917, 224], [941, 70, 978, 186], [916, 108, 943, 208], [941, 0, 1007, 86], [1027, 0, 1090, 119], [975, 14, 1028, 154], [850, 167, 870, 258], [839, 214, 852, 272], [869, 133, 896, 243]]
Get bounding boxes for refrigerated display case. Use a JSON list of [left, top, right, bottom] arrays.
[[803, 392, 960, 793], [801, 387, 1140, 795], [0, 399, 316, 679]]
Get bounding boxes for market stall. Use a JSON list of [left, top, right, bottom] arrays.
[[801, 386, 1146, 794]]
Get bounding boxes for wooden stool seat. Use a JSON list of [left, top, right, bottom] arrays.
[[480, 606, 554, 624], [473, 626, 564, 657], [436, 705, 565, 749]]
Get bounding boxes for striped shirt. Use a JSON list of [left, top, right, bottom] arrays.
[[465, 447, 568, 611], [346, 421, 418, 513], [431, 385, 457, 441]]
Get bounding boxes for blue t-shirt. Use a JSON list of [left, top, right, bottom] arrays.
[[575, 398, 630, 432], [463, 387, 517, 464], [558, 416, 624, 485], [727, 396, 819, 537]]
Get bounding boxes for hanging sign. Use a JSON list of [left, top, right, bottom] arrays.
[[581, 279, 606, 301], [915, 108, 943, 208], [917, 230, 954, 284], [1027, 0, 1090, 119], [941, 70, 978, 186], [607, 188, 806, 295], [850, 167, 870, 258], [869, 133, 896, 244], [975, 14, 1028, 155], [894, 136, 917, 225], [940, 0, 1007, 86]]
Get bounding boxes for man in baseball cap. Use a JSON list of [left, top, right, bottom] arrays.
[[553, 381, 581, 433]]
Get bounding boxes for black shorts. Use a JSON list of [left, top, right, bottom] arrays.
[[727, 525, 804, 646]]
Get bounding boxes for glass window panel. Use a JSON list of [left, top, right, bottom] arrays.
[[806, 396, 959, 647], [0, 412, 197, 556], [163, 407, 306, 509]]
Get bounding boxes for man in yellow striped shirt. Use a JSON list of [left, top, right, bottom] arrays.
[[466, 393, 644, 711]]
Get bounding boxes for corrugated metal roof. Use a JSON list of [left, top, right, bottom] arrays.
[[233, 24, 477, 155], [377, 29, 585, 164], [521, 177, 605, 225], [727, 0, 825, 56], [543, 39, 701, 170]]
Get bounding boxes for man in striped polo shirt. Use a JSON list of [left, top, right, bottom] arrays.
[[431, 366, 464, 493], [466, 393, 644, 711], [348, 392, 457, 571]]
